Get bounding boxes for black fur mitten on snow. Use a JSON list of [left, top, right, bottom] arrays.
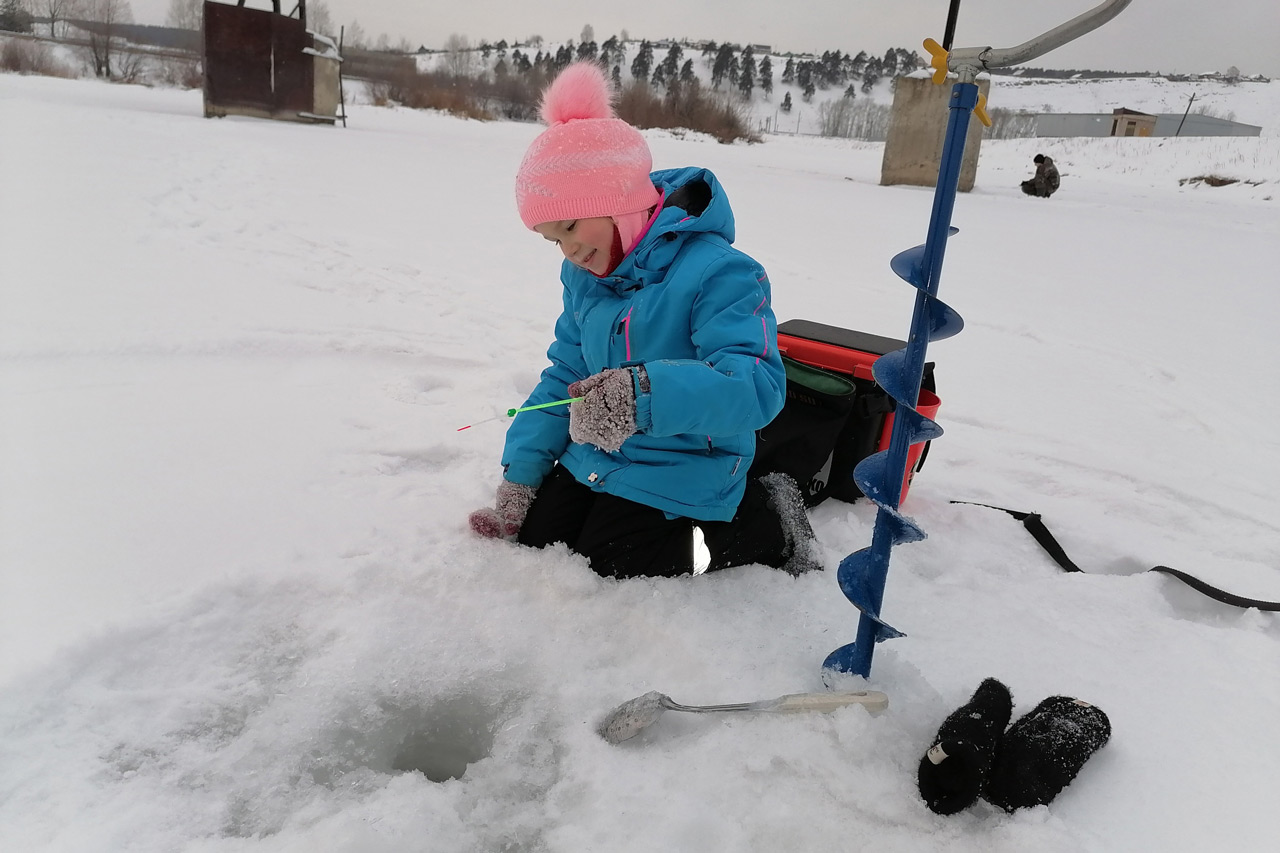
[[918, 678, 1014, 815], [983, 696, 1111, 812], [568, 367, 640, 452]]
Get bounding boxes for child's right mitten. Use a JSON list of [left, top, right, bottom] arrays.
[[917, 678, 1014, 815], [568, 367, 639, 452], [983, 696, 1111, 812]]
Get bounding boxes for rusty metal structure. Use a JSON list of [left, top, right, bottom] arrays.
[[202, 1, 343, 125]]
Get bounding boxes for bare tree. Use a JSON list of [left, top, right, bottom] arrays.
[[39, 0, 83, 38], [82, 0, 133, 79], [580, 24, 593, 44], [164, 0, 199, 30], [443, 32, 471, 77], [307, 0, 333, 38], [345, 18, 365, 49]]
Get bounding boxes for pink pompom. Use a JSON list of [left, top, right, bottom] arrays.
[[540, 62, 614, 125]]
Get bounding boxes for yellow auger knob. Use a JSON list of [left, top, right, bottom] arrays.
[[923, 38, 949, 84], [975, 93, 992, 128]]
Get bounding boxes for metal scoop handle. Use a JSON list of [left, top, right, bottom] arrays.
[[661, 690, 888, 715]]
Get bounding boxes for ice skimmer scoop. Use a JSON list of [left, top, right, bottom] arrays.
[[598, 689, 889, 744]]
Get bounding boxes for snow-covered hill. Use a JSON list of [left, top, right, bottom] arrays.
[[410, 42, 1280, 138]]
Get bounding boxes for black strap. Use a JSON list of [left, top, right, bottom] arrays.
[[952, 500, 1280, 612]]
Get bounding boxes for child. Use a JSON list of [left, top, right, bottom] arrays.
[[468, 62, 818, 580]]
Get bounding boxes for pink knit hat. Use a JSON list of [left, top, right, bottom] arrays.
[[515, 62, 661, 230]]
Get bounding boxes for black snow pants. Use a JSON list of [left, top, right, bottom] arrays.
[[517, 464, 787, 579]]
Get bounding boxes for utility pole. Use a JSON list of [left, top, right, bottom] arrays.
[[1175, 92, 1196, 137]]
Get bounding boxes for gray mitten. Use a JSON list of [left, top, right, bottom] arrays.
[[468, 480, 537, 540], [568, 367, 640, 452]]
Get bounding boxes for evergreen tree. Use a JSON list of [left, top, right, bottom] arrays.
[[0, 0, 33, 33], [781, 57, 795, 85], [630, 39, 654, 81], [780, 91, 793, 113], [577, 40, 598, 63], [796, 61, 812, 98], [711, 42, 735, 89], [895, 47, 923, 73], [759, 55, 773, 97], [601, 35, 619, 66], [861, 57, 882, 93], [738, 46, 755, 99], [660, 43, 682, 82], [850, 50, 868, 78], [611, 65, 622, 87], [679, 58, 696, 85], [882, 47, 898, 77]]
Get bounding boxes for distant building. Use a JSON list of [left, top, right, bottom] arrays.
[[1036, 107, 1261, 138]]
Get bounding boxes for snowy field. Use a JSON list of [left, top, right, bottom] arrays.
[[1, 72, 1278, 852]]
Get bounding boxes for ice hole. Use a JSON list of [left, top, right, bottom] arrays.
[[390, 695, 498, 783]]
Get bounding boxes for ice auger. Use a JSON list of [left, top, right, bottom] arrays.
[[823, 0, 1135, 680]]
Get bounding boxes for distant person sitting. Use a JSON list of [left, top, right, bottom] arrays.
[[1021, 154, 1060, 197]]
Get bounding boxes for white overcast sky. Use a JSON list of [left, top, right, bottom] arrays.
[[137, 2, 1278, 76]]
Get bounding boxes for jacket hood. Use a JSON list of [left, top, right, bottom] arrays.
[[595, 167, 736, 288]]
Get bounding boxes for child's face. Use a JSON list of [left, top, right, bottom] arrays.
[[533, 217, 617, 276]]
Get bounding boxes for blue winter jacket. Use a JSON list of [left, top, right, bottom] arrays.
[[501, 167, 786, 522]]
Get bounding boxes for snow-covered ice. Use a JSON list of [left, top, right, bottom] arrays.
[[1, 71, 1278, 852]]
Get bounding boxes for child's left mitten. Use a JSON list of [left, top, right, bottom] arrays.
[[568, 368, 639, 452]]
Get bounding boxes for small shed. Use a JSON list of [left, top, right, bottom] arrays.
[[1035, 107, 1261, 138], [1109, 107, 1156, 137], [202, 0, 343, 125]]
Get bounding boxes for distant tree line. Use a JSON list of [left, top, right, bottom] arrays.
[[472, 35, 922, 105]]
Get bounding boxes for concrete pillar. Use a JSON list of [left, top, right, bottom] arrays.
[[880, 75, 990, 192]]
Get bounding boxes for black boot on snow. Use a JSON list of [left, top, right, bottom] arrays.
[[983, 695, 1111, 812], [759, 472, 822, 575], [918, 678, 1014, 815]]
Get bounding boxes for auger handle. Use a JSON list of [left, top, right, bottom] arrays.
[[945, 0, 1133, 78]]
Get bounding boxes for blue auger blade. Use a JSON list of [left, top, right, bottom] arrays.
[[823, 643, 865, 674], [871, 349, 916, 406], [890, 228, 959, 288], [898, 406, 946, 444], [853, 456, 928, 542], [890, 245, 928, 287], [835, 550, 907, 640], [929, 296, 966, 340]]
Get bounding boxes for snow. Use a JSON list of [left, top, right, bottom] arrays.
[[1, 71, 1278, 852]]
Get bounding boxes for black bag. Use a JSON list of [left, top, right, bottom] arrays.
[[749, 321, 937, 507], [748, 356, 858, 506]]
